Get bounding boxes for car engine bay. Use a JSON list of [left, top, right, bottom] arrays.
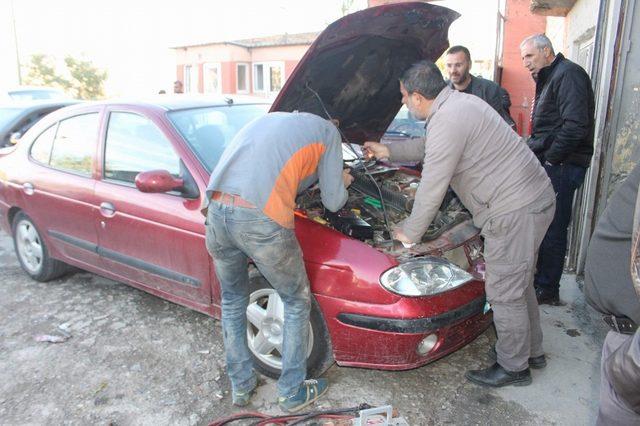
[[296, 161, 480, 260]]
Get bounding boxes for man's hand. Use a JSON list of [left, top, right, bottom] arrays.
[[363, 141, 390, 160], [343, 169, 354, 188], [393, 227, 414, 246]]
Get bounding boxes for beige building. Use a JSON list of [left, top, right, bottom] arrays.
[[172, 32, 318, 98]]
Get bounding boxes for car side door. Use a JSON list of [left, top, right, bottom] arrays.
[[93, 108, 212, 311], [22, 109, 102, 268]]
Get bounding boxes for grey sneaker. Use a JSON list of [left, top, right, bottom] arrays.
[[232, 382, 258, 406], [278, 378, 328, 413]]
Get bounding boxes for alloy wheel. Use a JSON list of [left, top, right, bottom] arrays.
[[15, 220, 44, 274], [246, 288, 314, 371]]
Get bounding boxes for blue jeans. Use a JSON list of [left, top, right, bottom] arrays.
[[205, 201, 311, 398], [534, 163, 586, 294]]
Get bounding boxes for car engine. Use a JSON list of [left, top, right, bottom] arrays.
[[296, 161, 475, 256]]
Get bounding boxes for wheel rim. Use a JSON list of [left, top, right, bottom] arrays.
[[15, 220, 44, 274], [246, 288, 314, 371]]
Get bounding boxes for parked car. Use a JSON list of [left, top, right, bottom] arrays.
[[0, 100, 78, 147], [0, 3, 491, 378], [4, 86, 70, 102]]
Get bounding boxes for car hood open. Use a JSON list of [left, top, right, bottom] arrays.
[[270, 2, 459, 144]]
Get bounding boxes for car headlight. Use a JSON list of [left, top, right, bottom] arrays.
[[380, 256, 474, 296]]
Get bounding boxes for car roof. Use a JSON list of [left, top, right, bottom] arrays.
[[73, 95, 272, 112]]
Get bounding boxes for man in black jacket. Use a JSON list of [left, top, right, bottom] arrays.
[[520, 34, 595, 305], [445, 45, 516, 129]]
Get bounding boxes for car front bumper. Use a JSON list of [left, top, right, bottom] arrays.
[[317, 292, 493, 370]]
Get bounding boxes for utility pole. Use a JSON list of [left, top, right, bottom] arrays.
[[10, 0, 22, 85]]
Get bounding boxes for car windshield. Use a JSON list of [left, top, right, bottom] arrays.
[[168, 104, 270, 172], [384, 105, 425, 138], [0, 108, 24, 129]]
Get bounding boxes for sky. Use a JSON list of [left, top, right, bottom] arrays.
[[0, 0, 499, 97]]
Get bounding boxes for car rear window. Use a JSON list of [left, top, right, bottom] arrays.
[[49, 113, 98, 176]]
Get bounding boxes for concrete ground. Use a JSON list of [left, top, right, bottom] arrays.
[[0, 231, 607, 425]]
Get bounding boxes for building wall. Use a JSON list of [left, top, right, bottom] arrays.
[[501, 0, 547, 136], [174, 43, 312, 96], [174, 44, 251, 64], [564, 0, 599, 60], [250, 45, 311, 62]]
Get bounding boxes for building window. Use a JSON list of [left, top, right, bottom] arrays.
[[203, 63, 221, 94], [253, 62, 285, 94], [237, 63, 249, 93], [184, 65, 192, 93], [254, 64, 264, 92], [184, 65, 198, 93]]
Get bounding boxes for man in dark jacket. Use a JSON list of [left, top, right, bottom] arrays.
[[521, 34, 595, 305], [445, 45, 516, 129], [584, 162, 640, 424]]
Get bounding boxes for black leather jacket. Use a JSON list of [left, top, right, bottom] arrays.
[[448, 75, 516, 129], [528, 53, 595, 167]]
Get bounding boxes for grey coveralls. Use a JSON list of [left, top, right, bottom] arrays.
[[388, 87, 555, 372], [584, 162, 640, 424]]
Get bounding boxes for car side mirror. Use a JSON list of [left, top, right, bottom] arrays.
[[9, 132, 22, 145], [135, 170, 184, 194]]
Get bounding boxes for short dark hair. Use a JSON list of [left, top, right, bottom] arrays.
[[446, 45, 471, 63], [400, 60, 446, 100]]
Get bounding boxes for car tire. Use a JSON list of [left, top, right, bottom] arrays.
[[12, 211, 68, 282], [246, 267, 334, 379]]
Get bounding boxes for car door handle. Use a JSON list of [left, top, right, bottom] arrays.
[[99, 202, 116, 217], [22, 182, 34, 195]]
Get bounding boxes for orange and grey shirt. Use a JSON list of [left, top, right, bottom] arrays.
[[205, 111, 348, 228]]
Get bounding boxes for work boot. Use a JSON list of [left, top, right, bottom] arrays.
[[535, 287, 561, 305], [465, 363, 532, 387], [488, 346, 547, 369]]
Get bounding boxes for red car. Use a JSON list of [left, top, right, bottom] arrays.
[[0, 2, 491, 378]]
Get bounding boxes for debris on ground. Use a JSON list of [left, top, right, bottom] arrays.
[[34, 334, 70, 343]]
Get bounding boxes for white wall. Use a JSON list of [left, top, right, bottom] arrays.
[[546, 0, 599, 61]]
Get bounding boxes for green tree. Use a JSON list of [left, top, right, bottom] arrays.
[[24, 54, 70, 89], [64, 56, 107, 100], [23, 54, 107, 100]]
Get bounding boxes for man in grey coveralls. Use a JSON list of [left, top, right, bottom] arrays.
[[364, 61, 555, 387], [584, 162, 640, 424]]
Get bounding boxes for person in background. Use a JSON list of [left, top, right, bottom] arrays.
[[444, 45, 516, 129], [584, 162, 640, 425], [520, 33, 595, 305], [173, 80, 184, 94], [203, 111, 353, 412], [364, 61, 554, 387]]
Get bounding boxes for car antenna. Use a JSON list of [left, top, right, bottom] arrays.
[[304, 81, 392, 238], [224, 97, 234, 105]]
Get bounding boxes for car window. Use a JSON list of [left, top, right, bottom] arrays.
[[0, 108, 23, 128], [168, 104, 269, 173], [49, 113, 98, 176], [104, 112, 180, 184], [30, 125, 57, 165]]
